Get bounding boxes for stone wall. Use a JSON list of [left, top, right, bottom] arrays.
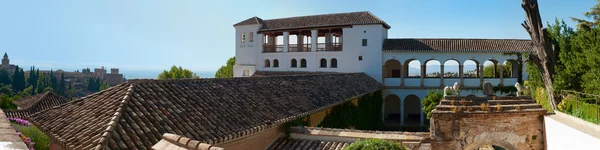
[[430, 112, 545, 150]]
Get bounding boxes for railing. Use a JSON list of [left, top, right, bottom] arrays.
[[263, 44, 284, 53], [316, 43, 342, 51], [560, 90, 600, 124], [288, 44, 311, 52]]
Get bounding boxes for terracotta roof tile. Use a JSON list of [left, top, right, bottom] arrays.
[[151, 133, 224, 150], [235, 11, 390, 31], [28, 73, 382, 149], [382, 38, 534, 53], [3, 92, 69, 118], [267, 137, 351, 150]]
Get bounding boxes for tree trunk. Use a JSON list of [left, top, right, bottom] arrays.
[[521, 0, 558, 110]]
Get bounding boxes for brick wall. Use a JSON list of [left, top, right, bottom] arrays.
[[430, 112, 545, 150]]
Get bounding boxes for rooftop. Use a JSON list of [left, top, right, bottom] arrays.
[[234, 11, 391, 32], [28, 73, 383, 149], [3, 92, 69, 118], [382, 38, 534, 53]]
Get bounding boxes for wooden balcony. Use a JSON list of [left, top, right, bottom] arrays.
[[289, 44, 311, 52], [317, 43, 342, 51], [263, 44, 284, 53]]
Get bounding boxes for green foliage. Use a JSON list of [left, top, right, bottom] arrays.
[[318, 91, 384, 130], [483, 62, 512, 78], [100, 82, 109, 91], [422, 91, 443, 119], [0, 94, 18, 109], [283, 117, 310, 137], [531, 87, 553, 113], [0, 69, 11, 85], [493, 85, 518, 94], [570, 0, 600, 30], [215, 57, 235, 78], [11, 123, 50, 150], [344, 138, 406, 150], [158, 65, 200, 79], [11, 66, 26, 92], [557, 95, 600, 124]]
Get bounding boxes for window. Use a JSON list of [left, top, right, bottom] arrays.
[[249, 32, 254, 42], [330, 58, 337, 68], [264, 59, 270, 67], [243, 70, 249, 76], [300, 59, 307, 68], [320, 58, 327, 68], [391, 70, 401, 77], [291, 59, 297, 68], [273, 59, 279, 67], [362, 39, 367, 46], [241, 33, 246, 43], [358, 56, 363, 61]]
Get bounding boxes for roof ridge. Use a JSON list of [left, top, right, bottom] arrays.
[[22, 92, 66, 110], [94, 83, 136, 150], [263, 11, 370, 21]]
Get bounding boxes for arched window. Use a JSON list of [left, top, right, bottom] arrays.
[[264, 59, 270, 67], [241, 32, 245, 43], [273, 59, 279, 68], [291, 59, 297, 68], [330, 58, 338, 68], [320, 58, 327, 68], [300, 59, 307, 68], [249, 32, 254, 42]]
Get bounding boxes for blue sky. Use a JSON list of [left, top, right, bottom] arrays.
[[0, 0, 596, 74]]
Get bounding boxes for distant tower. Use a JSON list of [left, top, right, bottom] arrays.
[[2, 53, 8, 66]]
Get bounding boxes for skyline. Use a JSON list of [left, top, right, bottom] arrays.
[[0, 0, 596, 72]]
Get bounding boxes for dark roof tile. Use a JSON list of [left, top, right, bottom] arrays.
[[235, 11, 390, 31], [28, 73, 382, 149], [382, 38, 533, 53], [3, 92, 69, 118]]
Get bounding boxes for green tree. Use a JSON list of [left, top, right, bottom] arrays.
[[571, 0, 600, 30], [11, 66, 26, 92], [215, 57, 235, 78], [482, 63, 512, 78], [0, 85, 12, 96], [157, 66, 200, 79], [345, 139, 406, 150], [100, 82, 109, 91], [57, 72, 65, 95], [0, 69, 11, 85], [421, 91, 443, 119]]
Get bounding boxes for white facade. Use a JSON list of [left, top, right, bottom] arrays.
[[233, 12, 530, 129]]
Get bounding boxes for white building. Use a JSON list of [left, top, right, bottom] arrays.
[[233, 11, 532, 129]]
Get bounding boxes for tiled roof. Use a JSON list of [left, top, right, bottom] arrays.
[[28, 73, 383, 150], [235, 11, 391, 31], [251, 71, 339, 77], [3, 92, 69, 118], [267, 138, 351, 150], [151, 133, 224, 150], [382, 39, 534, 52]]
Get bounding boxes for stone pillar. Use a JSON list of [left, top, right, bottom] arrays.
[[400, 101, 404, 126], [420, 65, 425, 87], [325, 32, 332, 51], [492, 62, 497, 78], [440, 65, 445, 87], [459, 65, 464, 86], [297, 33, 304, 51], [479, 65, 484, 87], [311, 30, 318, 52], [400, 64, 405, 87], [499, 64, 504, 86], [283, 32, 289, 52], [420, 101, 425, 126]]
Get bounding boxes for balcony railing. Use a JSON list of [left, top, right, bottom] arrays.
[[289, 44, 311, 52], [317, 43, 342, 51], [263, 44, 284, 53]]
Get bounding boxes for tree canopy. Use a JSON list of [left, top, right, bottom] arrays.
[[157, 66, 200, 80], [215, 57, 235, 78], [571, 0, 600, 30], [421, 91, 443, 119]]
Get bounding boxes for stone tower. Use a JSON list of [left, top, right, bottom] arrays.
[[2, 52, 9, 66]]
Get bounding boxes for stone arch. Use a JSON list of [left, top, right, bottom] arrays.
[[425, 59, 441, 78], [463, 59, 479, 78], [443, 59, 460, 78], [483, 59, 499, 78], [264, 59, 270, 67], [503, 59, 519, 78], [384, 59, 402, 78], [405, 59, 421, 78], [404, 94, 421, 125], [464, 139, 518, 150], [291, 59, 297, 68], [320, 58, 327, 68], [273, 59, 279, 68], [384, 94, 401, 123]]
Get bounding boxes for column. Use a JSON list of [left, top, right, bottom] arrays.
[[499, 64, 504, 86], [382, 65, 387, 85], [400, 64, 405, 87], [283, 32, 289, 52], [297, 33, 304, 52], [325, 32, 332, 51], [459, 65, 464, 86], [492, 62, 497, 78], [440, 65, 445, 87], [420, 101, 425, 126], [479, 65, 484, 87], [400, 101, 404, 126], [311, 30, 318, 52], [420, 65, 425, 87]]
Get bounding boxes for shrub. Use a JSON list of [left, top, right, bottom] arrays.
[[532, 87, 553, 113], [422, 91, 443, 119], [345, 139, 406, 150], [558, 94, 600, 124], [10, 122, 50, 150]]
